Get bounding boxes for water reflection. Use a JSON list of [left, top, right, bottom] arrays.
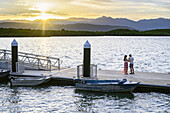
[[75, 90, 134, 99], [0, 85, 52, 112], [0, 37, 169, 73], [74, 90, 134, 112], [7, 88, 21, 104], [1, 87, 22, 112], [0, 85, 169, 112]]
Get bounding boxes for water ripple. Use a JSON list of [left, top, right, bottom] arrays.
[[0, 85, 170, 112]]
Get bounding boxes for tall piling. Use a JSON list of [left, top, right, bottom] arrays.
[[11, 39, 18, 72], [83, 40, 91, 77]]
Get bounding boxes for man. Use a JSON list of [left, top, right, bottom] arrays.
[[129, 54, 134, 74]]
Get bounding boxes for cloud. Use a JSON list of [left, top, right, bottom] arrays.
[[71, 0, 170, 11], [0, 0, 170, 20], [71, 0, 113, 8], [0, 1, 30, 15]]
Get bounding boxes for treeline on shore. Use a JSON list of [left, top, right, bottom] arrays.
[[0, 28, 170, 37]]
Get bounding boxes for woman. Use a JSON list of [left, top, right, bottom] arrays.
[[123, 55, 128, 75]]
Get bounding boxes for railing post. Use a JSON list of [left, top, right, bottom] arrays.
[[77, 65, 80, 79], [82, 65, 83, 77], [90, 65, 93, 77], [3, 50, 6, 60], [95, 65, 97, 78], [38, 58, 40, 70], [58, 59, 60, 70], [49, 60, 51, 72], [47, 59, 51, 71]]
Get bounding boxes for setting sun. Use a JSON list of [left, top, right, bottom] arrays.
[[29, 13, 53, 21], [26, 2, 56, 21], [27, 13, 66, 21]]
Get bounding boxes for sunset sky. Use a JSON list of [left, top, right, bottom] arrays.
[[0, 0, 170, 21]]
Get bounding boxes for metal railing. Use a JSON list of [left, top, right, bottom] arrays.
[[16, 62, 25, 74], [77, 64, 97, 79], [0, 49, 62, 70]]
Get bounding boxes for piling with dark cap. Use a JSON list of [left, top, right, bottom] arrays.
[[83, 40, 91, 77], [11, 39, 18, 72]]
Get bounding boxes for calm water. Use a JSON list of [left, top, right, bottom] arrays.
[[0, 36, 170, 112], [0, 85, 170, 113], [0, 36, 170, 73]]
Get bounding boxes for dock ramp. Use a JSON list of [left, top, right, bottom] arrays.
[[0, 49, 62, 72]]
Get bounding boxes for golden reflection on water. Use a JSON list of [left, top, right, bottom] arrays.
[[0, 37, 169, 73]]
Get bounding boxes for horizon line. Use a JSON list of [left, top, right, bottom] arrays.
[[0, 16, 170, 22]]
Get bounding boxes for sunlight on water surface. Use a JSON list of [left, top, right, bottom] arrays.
[[0, 36, 169, 73]]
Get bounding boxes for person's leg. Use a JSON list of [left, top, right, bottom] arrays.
[[130, 68, 132, 74], [132, 64, 134, 74], [130, 64, 133, 74], [123, 69, 125, 74], [125, 69, 128, 74], [132, 68, 134, 74]]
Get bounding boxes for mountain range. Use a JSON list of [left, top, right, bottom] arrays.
[[0, 16, 170, 31]]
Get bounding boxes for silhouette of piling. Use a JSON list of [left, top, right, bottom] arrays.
[[11, 39, 18, 72], [83, 40, 91, 77]]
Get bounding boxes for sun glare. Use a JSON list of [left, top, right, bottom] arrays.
[[26, 2, 67, 21], [39, 13, 51, 20], [27, 13, 66, 21], [26, 13, 51, 21]]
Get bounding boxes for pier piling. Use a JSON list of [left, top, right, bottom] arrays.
[[83, 40, 91, 77], [11, 39, 18, 72]]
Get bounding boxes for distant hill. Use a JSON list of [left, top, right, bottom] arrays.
[[0, 22, 133, 31], [83, 16, 170, 31], [1, 28, 170, 37], [0, 16, 170, 31]]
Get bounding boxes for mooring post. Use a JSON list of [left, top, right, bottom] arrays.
[[11, 39, 18, 72], [83, 40, 91, 77], [3, 50, 6, 60]]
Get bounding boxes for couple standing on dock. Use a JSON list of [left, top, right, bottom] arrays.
[[123, 54, 134, 75]]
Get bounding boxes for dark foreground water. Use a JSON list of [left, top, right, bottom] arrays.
[[0, 85, 170, 113]]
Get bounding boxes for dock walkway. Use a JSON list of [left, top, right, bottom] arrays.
[[17, 68, 170, 86]]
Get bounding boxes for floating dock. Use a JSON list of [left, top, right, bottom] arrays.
[[1, 40, 170, 93], [11, 68, 170, 93]]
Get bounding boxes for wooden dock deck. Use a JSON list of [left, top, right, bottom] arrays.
[[11, 68, 170, 93]]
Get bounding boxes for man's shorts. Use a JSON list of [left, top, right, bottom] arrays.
[[130, 64, 133, 68]]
